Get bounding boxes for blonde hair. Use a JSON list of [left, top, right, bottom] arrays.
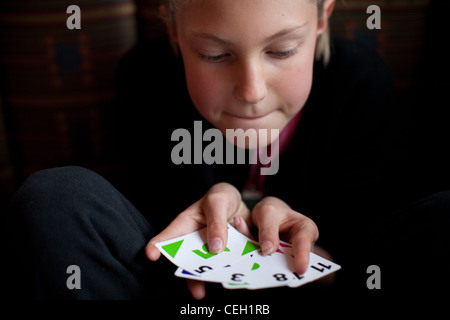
[[160, 0, 331, 65]]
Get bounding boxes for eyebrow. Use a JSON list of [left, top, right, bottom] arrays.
[[189, 24, 307, 46]]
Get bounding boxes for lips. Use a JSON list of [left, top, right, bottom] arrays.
[[220, 111, 279, 132], [224, 112, 271, 120]]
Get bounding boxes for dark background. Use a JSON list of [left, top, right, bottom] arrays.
[[1, 0, 449, 230]]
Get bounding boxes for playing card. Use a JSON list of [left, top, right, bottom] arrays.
[[222, 248, 296, 290], [175, 243, 296, 289], [158, 225, 341, 290], [174, 268, 203, 280], [287, 252, 341, 288], [174, 264, 237, 283], [173, 239, 295, 288], [155, 224, 260, 278], [273, 241, 342, 288]]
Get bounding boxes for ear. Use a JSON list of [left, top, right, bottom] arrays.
[[159, 5, 179, 55], [317, 0, 335, 36]]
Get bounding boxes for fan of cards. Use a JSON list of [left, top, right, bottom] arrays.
[[155, 224, 341, 290]]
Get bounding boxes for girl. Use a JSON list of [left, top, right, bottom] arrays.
[[6, 0, 450, 306], [145, 0, 336, 299]]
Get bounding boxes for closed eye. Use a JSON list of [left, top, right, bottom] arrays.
[[200, 53, 230, 63], [268, 49, 299, 59]]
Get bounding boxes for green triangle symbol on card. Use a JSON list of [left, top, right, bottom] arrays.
[[241, 241, 260, 256], [251, 263, 260, 271], [162, 240, 184, 258]]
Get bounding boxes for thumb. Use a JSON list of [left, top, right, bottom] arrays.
[[145, 242, 162, 262]]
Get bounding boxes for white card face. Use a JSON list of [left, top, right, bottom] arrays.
[[175, 251, 295, 289], [160, 226, 341, 290], [174, 266, 236, 283], [273, 241, 342, 288], [175, 240, 296, 289], [287, 252, 341, 288], [155, 224, 261, 278], [174, 267, 205, 281], [222, 249, 296, 290]]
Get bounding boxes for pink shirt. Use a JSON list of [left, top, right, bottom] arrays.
[[242, 109, 303, 199]]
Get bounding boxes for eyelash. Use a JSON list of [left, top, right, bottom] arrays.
[[269, 49, 299, 59], [200, 53, 229, 63], [200, 49, 299, 63]]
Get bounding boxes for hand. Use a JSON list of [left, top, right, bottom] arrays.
[[250, 196, 319, 275], [145, 184, 321, 299], [145, 182, 251, 299]]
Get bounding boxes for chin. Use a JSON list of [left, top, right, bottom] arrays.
[[221, 125, 281, 150]]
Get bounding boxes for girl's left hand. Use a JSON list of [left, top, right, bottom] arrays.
[[248, 196, 320, 275]]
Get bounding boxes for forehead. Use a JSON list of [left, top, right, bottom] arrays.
[[174, 0, 318, 27], [175, 0, 318, 44]]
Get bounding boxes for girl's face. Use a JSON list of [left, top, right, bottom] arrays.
[[172, 0, 326, 148]]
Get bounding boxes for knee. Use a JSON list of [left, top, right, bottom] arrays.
[[14, 166, 101, 199], [9, 166, 106, 221]]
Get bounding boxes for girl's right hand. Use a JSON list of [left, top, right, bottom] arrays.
[[144, 182, 251, 299]]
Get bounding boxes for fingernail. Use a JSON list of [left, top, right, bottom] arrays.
[[209, 238, 223, 254], [261, 241, 274, 255]]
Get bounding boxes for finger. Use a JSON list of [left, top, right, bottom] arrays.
[[231, 200, 252, 226], [290, 222, 319, 274], [233, 216, 254, 239], [202, 183, 242, 254], [291, 236, 313, 274], [145, 201, 205, 261], [146, 243, 162, 262], [186, 280, 206, 300], [202, 192, 229, 254], [312, 245, 336, 285], [252, 200, 283, 255]]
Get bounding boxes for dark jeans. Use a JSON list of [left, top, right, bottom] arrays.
[[4, 166, 450, 304], [5, 166, 155, 299]]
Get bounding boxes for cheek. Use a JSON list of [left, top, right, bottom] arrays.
[[276, 61, 314, 114], [183, 62, 226, 120]]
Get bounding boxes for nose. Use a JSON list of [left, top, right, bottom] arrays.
[[234, 59, 267, 105]]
